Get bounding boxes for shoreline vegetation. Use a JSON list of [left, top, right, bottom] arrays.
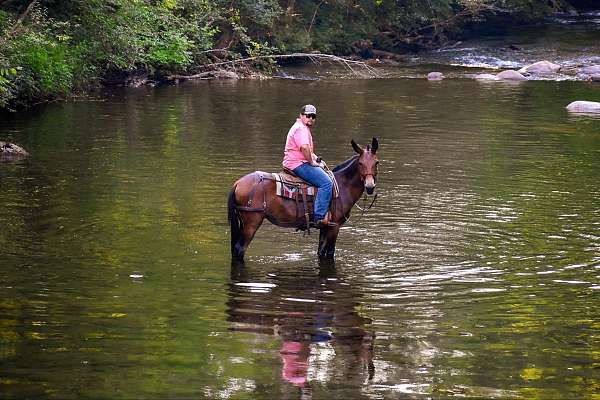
[[0, 0, 596, 112]]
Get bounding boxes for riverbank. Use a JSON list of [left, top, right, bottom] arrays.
[[1, 3, 598, 112]]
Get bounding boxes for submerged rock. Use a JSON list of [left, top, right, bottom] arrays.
[[0, 141, 29, 161], [473, 73, 499, 81], [427, 72, 445, 81], [518, 61, 561, 74], [566, 101, 600, 113], [497, 70, 527, 81]]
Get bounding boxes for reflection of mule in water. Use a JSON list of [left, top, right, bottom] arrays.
[[228, 138, 379, 261], [228, 263, 375, 391]]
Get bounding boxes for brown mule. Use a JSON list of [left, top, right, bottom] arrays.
[[228, 138, 379, 262]]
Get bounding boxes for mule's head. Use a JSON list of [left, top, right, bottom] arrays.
[[351, 137, 379, 196]]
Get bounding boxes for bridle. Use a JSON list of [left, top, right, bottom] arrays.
[[351, 156, 378, 219]]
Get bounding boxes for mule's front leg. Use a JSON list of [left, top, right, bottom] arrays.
[[318, 225, 341, 259]]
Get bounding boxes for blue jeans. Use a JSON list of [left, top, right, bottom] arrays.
[[293, 163, 333, 221]]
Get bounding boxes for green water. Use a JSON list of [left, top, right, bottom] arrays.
[[1, 78, 599, 399]]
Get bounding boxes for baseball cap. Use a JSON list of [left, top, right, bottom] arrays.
[[301, 104, 317, 115]]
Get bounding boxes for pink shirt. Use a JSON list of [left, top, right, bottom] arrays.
[[283, 118, 313, 170]]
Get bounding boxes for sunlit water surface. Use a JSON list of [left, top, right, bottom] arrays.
[[1, 78, 599, 399]]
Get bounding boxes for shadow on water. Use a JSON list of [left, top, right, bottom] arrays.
[[228, 260, 375, 397]]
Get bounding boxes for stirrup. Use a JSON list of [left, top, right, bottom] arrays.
[[311, 219, 338, 228]]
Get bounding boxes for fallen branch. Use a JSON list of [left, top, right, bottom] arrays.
[[167, 70, 240, 81], [195, 53, 380, 78]]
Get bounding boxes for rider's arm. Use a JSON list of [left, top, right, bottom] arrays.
[[300, 144, 318, 166]]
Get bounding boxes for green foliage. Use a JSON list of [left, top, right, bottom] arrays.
[[0, 67, 17, 109], [0, 4, 75, 109], [17, 40, 73, 95], [0, 0, 573, 111], [75, 0, 198, 74], [239, 0, 283, 29]]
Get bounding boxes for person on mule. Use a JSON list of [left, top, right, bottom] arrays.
[[282, 104, 335, 228]]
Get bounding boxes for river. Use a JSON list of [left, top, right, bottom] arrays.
[[1, 73, 599, 399], [369, 9, 600, 81]]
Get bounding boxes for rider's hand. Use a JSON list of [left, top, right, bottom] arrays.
[[315, 156, 325, 168]]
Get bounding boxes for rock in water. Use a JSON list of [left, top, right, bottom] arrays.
[[497, 70, 528, 81], [566, 101, 600, 113], [518, 61, 561, 74], [0, 141, 29, 161], [473, 74, 499, 81], [427, 72, 444, 81]]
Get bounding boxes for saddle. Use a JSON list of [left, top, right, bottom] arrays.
[[272, 168, 339, 232], [273, 168, 338, 201]]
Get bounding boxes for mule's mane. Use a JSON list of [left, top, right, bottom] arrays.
[[332, 155, 359, 173]]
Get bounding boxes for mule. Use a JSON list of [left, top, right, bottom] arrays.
[[228, 138, 379, 261]]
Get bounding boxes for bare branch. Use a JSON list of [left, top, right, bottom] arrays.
[[191, 53, 380, 78], [167, 70, 240, 81], [16, 0, 38, 25], [3, 0, 38, 39], [307, 0, 325, 37]]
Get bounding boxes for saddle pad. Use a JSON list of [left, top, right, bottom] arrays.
[[274, 171, 339, 198], [273, 173, 315, 200]]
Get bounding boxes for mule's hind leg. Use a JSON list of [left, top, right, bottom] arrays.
[[233, 212, 265, 261], [318, 225, 341, 260]]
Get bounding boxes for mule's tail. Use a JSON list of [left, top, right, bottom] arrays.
[[228, 187, 243, 257]]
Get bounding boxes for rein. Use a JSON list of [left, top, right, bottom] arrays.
[[355, 193, 378, 212], [342, 193, 377, 226]]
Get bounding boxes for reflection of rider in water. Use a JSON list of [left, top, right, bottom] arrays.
[[227, 263, 374, 390], [278, 307, 334, 387], [280, 340, 309, 387]]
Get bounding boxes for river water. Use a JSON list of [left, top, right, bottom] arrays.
[[1, 77, 599, 398]]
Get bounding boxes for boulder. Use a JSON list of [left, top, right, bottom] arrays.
[[518, 61, 561, 74], [497, 70, 527, 81], [566, 101, 600, 113], [473, 73, 499, 81], [427, 72, 445, 81], [0, 141, 29, 161], [590, 74, 600, 82]]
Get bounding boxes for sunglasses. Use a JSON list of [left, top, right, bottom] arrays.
[[303, 114, 317, 119]]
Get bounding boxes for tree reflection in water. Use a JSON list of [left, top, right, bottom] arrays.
[[227, 261, 375, 395]]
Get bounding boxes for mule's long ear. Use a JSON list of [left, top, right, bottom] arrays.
[[351, 139, 363, 154], [371, 137, 379, 154]]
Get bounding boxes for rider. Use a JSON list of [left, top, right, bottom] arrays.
[[283, 104, 334, 228]]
